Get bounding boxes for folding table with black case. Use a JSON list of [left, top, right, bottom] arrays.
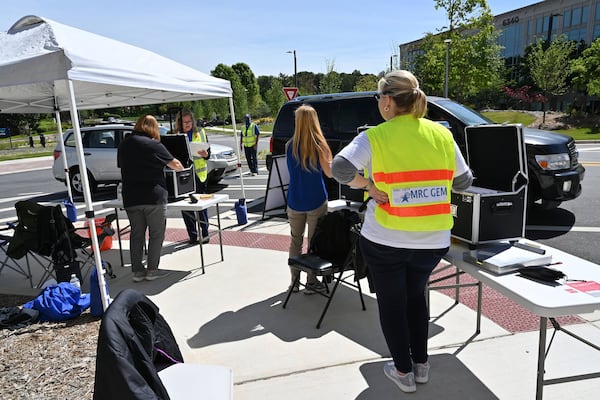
[[451, 124, 529, 246]]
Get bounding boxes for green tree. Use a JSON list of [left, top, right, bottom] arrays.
[[414, 1, 503, 103], [527, 36, 576, 123], [232, 62, 261, 116], [340, 70, 363, 92], [319, 60, 342, 94], [353, 74, 379, 92], [572, 37, 600, 98], [434, 0, 488, 31], [264, 78, 286, 116], [211, 63, 248, 121]]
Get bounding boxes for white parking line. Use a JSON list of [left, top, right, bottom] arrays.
[[527, 225, 600, 232]]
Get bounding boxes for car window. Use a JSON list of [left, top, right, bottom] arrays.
[[86, 130, 117, 149], [64, 129, 118, 148], [65, 132, 76, 147], [433, 99, 492, 126], [330, 97, 383, 137]]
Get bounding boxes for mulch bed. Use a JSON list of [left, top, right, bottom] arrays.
[[0, 294, 100, 400]]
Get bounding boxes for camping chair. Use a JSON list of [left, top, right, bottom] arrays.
[[0, 222, 33, 287], [94, 289, 233, 400], [283, 209, 367, 329], [71, 213, 117, 281], [7, 200, 115, 287]]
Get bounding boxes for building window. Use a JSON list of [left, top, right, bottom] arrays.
[[596, 3, 600, 20], [565, 9, 572, 28], [582, 5, 589, 24], [573, 7, 582, 26]]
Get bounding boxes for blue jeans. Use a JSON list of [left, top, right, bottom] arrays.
[[360, 236, 448, 373]]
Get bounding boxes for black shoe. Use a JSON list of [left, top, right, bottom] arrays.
[[188, 237, 199, 244], [201, 235, 210, 244]]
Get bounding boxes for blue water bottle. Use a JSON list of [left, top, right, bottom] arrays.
[[63, 199, 77, 222], [90, 263, 111, 317], [234, 198, 248, 225]]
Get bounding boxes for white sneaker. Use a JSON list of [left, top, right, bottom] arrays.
[[413, 362, 430, 383], [384, 362, 416, 393]]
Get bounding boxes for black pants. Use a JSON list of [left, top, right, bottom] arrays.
[[182, 175, 209, 239], [360, 236, 448, 373], [244, 146, 258, 174]]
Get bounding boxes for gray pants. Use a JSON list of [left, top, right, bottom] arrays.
[[286, 201, 328, 284], [125, 204, 167, 273]]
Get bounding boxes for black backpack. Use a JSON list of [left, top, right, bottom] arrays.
[[309, 209, 362, 266]]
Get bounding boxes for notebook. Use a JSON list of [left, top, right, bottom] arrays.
[[463, 242, 552, 275]]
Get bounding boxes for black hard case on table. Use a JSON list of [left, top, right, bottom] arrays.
[[451, 124, 529, 246], [160, 134, 196, 199]]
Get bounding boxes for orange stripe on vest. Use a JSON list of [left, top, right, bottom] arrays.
[[373, 169, 454, 183], [379, 202, 451, 217]]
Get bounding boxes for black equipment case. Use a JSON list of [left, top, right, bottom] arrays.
[[160, 134, 196, 199], [451, 124, 528, 246]]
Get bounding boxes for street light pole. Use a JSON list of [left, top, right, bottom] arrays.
[[444, 39, 451, 98], [286, 50, 298, 88]]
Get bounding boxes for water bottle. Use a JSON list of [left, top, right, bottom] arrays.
[[69, 273, 81, 291], [117, 182, 123, 202], [90, 264, 111, 316]]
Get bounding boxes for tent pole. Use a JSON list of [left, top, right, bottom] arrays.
[[64, 79, 110, 310], [229, 97, 245, 198], [54, 108, 74, 203]]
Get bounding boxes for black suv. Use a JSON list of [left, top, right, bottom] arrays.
[[268, 91, 585, 209]]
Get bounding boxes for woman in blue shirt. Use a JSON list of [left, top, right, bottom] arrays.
[[286, 105, 332, 294]]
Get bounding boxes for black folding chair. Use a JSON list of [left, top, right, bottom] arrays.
[[0, 222, 34, 287], [7, 200, 115, 286], [283, 210, 366, 328]]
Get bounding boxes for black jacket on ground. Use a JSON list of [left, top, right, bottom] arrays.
[[93, 289, 183, 400]]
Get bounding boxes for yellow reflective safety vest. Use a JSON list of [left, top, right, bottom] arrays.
[[191, 129, 208, 182], [366, 115, 456, 231], [241, 123, 257, 147]]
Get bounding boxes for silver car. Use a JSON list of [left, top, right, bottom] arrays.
[[52, 124, 238, 195]]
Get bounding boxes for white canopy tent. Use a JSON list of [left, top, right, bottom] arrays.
[[0, 15, 245, 309]]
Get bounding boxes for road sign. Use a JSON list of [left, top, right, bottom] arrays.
[[282, 87, 298, 101]]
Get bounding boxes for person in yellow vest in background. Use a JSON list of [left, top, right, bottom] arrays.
[[176, 109, 210, 244], [332, 70, 473, 394], [240, 113, 260, 175]]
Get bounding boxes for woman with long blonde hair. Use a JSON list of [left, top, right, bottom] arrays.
[[286, 104, 332, 294]]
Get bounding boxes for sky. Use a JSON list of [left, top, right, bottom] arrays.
[[0, 0, 541, 78]]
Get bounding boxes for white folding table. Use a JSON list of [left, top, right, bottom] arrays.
[[443, 240, 600, 399], [104, 194, 229, 274]]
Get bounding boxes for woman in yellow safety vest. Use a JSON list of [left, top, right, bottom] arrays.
[[331, 70, 473, 394], [175, 109, 211, 244]]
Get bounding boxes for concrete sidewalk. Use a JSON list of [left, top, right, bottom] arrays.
[[1, 206, 599, 399]]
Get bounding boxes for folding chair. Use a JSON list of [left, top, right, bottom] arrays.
[[0, 222, 33, 287], [94, 289, 233, 400], [283, 210, 366, 329], [69, 213, 117, 281], [7, 200, 115, 287]]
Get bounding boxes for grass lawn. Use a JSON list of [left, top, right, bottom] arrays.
[[481, 110, 536, 126]]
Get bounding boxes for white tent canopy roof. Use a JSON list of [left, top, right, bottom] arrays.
[[0, 15, 232, 113]]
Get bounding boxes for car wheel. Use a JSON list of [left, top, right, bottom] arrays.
[[69, 167, 97, 196]]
